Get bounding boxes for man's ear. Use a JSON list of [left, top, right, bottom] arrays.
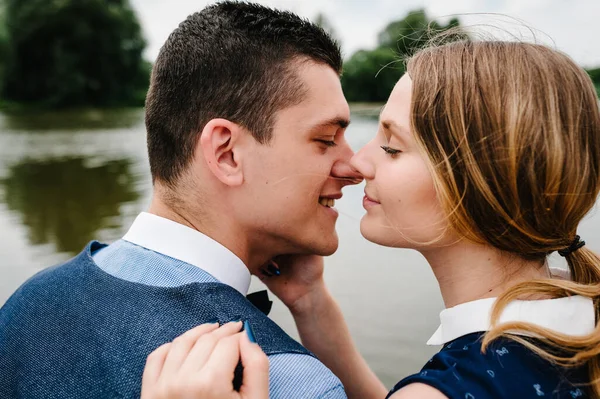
[[198, 118, 244, 187]]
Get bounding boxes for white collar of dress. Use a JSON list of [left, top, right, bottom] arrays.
[[427, 290, 596, 346]]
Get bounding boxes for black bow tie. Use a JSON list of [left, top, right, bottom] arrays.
[[246, 290, 272, 315]]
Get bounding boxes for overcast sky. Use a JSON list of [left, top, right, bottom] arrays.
[[129, 0, 600, 68]]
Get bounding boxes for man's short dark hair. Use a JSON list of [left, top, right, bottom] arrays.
[[145, 1, 343, 185]]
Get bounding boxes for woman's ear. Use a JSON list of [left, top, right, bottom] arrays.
[[198, 118, 244, 187]]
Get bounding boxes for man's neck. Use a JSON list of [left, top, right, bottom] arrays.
[[148, 195, 273, 275]]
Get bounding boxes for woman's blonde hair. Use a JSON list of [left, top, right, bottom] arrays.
[[406, 41, 600, 394]]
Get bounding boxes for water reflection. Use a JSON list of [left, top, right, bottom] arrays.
[[2, 157, 140, 254], [0, 108, 144, 131]]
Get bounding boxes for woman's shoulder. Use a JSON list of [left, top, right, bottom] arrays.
[[387, 333, 589, 399]]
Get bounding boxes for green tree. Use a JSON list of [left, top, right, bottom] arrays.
[[342, 10, 462, 102], [3, 0, 149, 108], [342, 48, 402, 102], [586, 67, 600, 96], [377, 9, 460, 53], [0, 0, 8, 89]]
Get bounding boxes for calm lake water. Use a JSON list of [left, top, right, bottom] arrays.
[[0, 108, 599, 388]]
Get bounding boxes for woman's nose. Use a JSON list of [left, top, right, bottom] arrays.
[[349, 144, 374, 180]]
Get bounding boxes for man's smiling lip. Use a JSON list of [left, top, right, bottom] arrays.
[[319, 193, 341, 218], [319, 193, 343, 200]]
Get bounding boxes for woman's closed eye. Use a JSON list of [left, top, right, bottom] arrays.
[[380, 145, 401, 156]]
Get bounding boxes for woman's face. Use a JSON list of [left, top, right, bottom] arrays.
[[350, 75, 452, 249]]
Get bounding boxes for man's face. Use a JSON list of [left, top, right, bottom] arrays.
[[238, 61, 361, 257]]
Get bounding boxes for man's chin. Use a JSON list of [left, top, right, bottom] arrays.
[[281, 230, 339, 256], [309, 236, 339, 256]]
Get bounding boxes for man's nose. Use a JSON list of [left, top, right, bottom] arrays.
[[331, 142, 364, 186]]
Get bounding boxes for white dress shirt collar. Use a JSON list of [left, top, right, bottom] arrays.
[[427, 294, 596, 346], [123, 212, 251, 295]]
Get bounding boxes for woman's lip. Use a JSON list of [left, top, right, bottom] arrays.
[[363, 195, 380, 209], [364, 191, 379, 203]]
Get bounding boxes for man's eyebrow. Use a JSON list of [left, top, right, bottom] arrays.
[[307, 117, 350, 134]]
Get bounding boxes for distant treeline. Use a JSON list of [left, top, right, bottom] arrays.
[[339, 10, 463, 102], [0, 0, 150, 109], [0, 2, 598, 109], [337, 10, 600, 102]]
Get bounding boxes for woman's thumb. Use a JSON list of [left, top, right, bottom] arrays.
[[239, 324, 269, 399]]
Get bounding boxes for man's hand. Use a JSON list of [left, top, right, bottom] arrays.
[[258, 254, 327, 315]]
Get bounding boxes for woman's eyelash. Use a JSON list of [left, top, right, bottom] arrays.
[[380, 145, 401, 155], [317, 140, 337, 147]]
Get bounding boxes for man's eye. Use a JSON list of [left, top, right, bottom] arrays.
[[316, 140, 337, 147], [380, 146, 401, 156]]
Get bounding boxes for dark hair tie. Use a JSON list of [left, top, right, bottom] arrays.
[[558, 235, 586, 257]]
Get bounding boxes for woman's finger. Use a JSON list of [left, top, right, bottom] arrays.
[[197, 333, 244, 387], [159, 323, 220, 378], [239, 330, 269, 399], [179, 321, 243, 373], [141, 342, 171, 398]]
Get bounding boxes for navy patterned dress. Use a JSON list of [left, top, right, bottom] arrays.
[[387, 332, 589, 399]]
